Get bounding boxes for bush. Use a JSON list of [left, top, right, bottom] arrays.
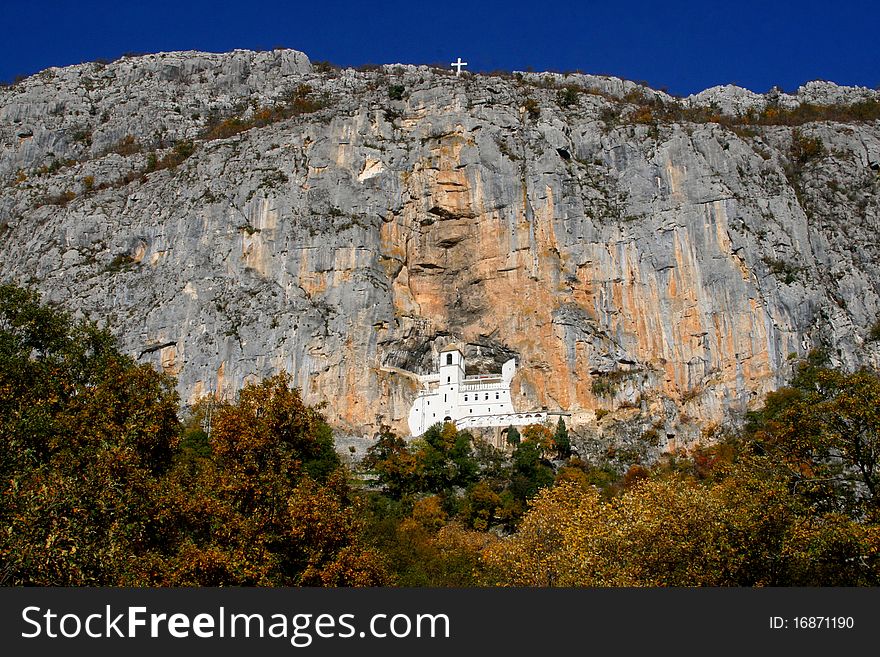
[[388, 84, 406, 101], [523, 97, 540, 120], [312, 60, 340, 74], [145, 140, 195, 172], [110, 135, 141, 156], [202, 85, 328, 142], [556, 86, 579, 107], [42, 190, 76, 206], [105, 253, 135, 273], [203, 116, 250, 140], [789, 128, 826, 166], [763, 257, 801, 285]]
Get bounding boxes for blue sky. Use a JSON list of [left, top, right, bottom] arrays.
[[2, 0, 877, 96]]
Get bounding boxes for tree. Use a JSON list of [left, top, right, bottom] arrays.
[[506, 425, 521, 446], [554, 417, 572, 459], [162, 375, 388, 586], [0, 285, 180, 585], [362, 429, 420, 499], [0, 285, 389, 586], [484, 470, 880, 587], [462, 480, 503, 531], [369, 422, 479, 497], [521, 424, 554, 456], [746, 356, 880, 516], [509, 437, 555, 503]]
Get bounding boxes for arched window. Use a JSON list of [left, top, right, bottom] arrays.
[[446, 354, 453, 365], [464, 394, 468, 401]]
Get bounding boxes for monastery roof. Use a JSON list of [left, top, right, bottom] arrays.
[[439, 344, 462, 353]]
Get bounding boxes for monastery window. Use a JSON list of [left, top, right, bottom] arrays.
[[446, 354, 453, 365], [485, 393, 489, 400], [447, 377, 450, 383], [444, 394, 447, 402], [469, 409, 472, 414], [496, 392, 499, 399], [464, 394, 468, 401]]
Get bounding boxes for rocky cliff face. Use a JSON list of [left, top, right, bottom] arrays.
[[2, 49, 879, 450]]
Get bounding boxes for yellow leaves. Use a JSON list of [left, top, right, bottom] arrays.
[[209, 373, 327, 463], [411, 496, 448, 532], [484, 469, 845, 587], [521, 424, 555, 455]]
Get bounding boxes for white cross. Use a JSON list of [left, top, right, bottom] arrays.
[[451, 57, 468, 76]]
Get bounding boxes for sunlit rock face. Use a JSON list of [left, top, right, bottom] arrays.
[[2, 49, 879, 448]]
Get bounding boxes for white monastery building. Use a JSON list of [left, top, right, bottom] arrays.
[[407, 345, 550, 436]]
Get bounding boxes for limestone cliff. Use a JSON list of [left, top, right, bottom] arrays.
[[2, 49, 879, 451]]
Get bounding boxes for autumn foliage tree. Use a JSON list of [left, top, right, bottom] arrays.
[[484, 358, 880, 587], [151, 374, 389, 586], [0, 286, 387, 586], [8, 285, 880, 588], [745, 354, 880, 517], [0, 285, 180, 584], [484, 470, 880, 586]]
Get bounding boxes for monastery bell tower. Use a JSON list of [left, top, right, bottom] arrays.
[[438, 344, 465, 387]]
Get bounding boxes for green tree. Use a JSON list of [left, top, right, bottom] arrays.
[[362, 429, 420, 499], [506, 425, 521, 446], [556, 86, 579, 107], [412, 423, 479, 495], [388, 84, 406, 101], [509, 437, 555, 502], [0, 285, 180, 585], [746, 356, 880, 516], [554, 417, 571, 459]]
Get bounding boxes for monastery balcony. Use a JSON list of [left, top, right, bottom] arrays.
[[463, 374, 502, 382], [454, 412, 548, 429], [460, 381, 505, 392]]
